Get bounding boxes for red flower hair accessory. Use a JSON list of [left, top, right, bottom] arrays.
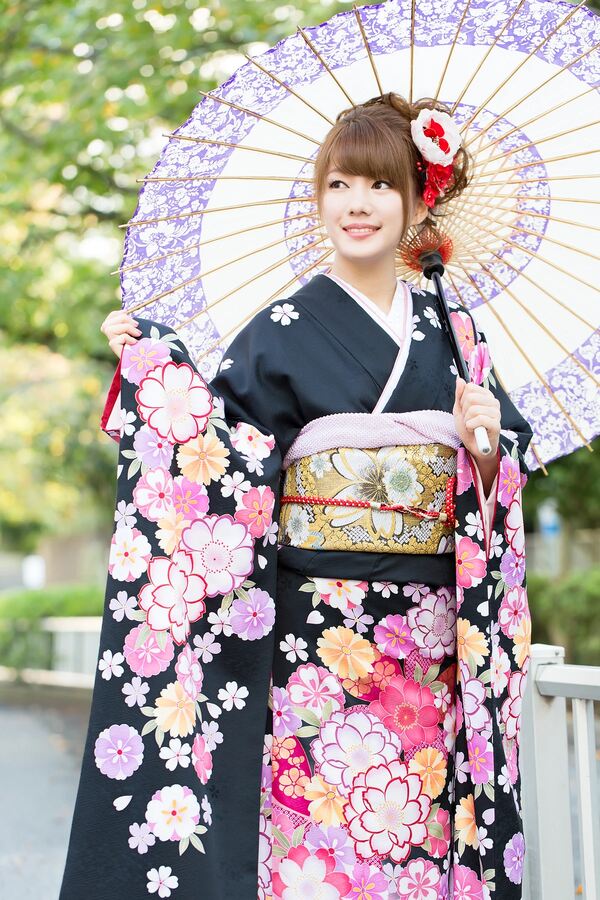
[[411, 108, 462, 208]]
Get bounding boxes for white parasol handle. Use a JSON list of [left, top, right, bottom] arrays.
[[474, 425, 492, 455]]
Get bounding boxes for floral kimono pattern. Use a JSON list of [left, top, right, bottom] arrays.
[[60, 273, 533, 899]]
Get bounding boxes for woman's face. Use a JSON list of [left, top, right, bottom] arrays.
[[319, 168, 426, 264]]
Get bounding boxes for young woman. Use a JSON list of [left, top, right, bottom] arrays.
[[61, 93, 533, 900]]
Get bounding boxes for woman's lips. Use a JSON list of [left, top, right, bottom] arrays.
[[342, 226, 380, 240]]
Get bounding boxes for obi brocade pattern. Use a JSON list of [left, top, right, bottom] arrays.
[[278, 443, 457, 554]]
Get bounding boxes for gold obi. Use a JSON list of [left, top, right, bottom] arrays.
[[278, 443, 457, 554]]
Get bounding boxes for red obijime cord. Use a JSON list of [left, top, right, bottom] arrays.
[[281, 476, 456, 529]]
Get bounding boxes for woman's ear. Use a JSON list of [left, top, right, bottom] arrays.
[[410, 196, 429, 226]]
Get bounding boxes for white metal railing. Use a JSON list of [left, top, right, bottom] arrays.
[[521, 644, 600, 900]]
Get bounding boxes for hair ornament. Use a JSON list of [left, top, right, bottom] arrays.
[[410, 108, 462, 208]]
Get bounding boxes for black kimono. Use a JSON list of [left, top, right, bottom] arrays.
[[60, 272, 533, 900]]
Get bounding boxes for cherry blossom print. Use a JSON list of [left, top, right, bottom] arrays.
[[123, 676, 150, 708], [230, 422, 275, 460], [449, 311, 475, 362], [155, 681, 196, 737], [498, 586, 529, 639], [455, 535, 487, 589], [257, 812, 272, 900], [98, 649, 125, 680], [128, 821, 156, 854], [138, 550, 207, 645], [460, 673, 492, 740], [123, 624, 175, 677], [133, 467, 175, 522], [457, 620, 489, 671], [121, 337, 171, 386], [136, 361, 213, 444], [191, 734, 213, 784], [217, 680, 248, 711], [452, 863, 485, 899], [181, 514, 254, 597], [407, 747, 447, 800], [234, 485, 275, 538], [133, 423, 175, 469], [270, 302, 299, 325], [109, 526, 152, 582], [94, 723, 144, 780], [427, 806, 452, 860], [505, 496, 525, 556], [504, 832, 525, 885], [317, 626, 376, 681], [500, 547, 525, 589], [396, 857, 442, 899], [312, 578, 368, 613], [345, 759, 431, 864], [159, 738, 191, 772], [279, 633, 309, 663], [456, 447, 474, 495], [501, 670, 526, 743], [286, 663, 345, 718], [468, 341, 492, 386], [311, 708, 402, 796], [304, 824, 356, 870], [176, 432, 230, 485], [229, 587, 275, 641], [146, 864, 179, 898], [498, 455, 522, 508], [369, 675, 440, 752], [349, 861, 388, 898], [467, 733, 494, 785], [273, 845, 352, 898], [145, 784, 201, 841], [374, 613, 417, 659], [172, 475, 209, 521], [406, 587, 456, 661], [109, 590, 138, 622], [272, 686, 302, 738], [174, 644, 204, 699]]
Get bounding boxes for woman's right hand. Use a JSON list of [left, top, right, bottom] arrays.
[[100, 310, 142, 358]]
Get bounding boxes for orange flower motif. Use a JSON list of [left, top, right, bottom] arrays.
[[455, 794, 479, 848], [278, 766, 309, 800], [513, 616, 531, 669], [155, 680, 196, 737], [408, 747, 447, 799], [177, 432, 230, 485], [457, 618, 489, 669], [317, 626, 375, 681], [304, 774, 346, 827]]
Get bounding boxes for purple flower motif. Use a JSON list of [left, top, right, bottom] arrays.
[[500, 548, 525, 588], [272, 686, 301, 738], [350, 861, 388, 898], [229, 588, 275, 641], [260, 762, 272, 815], [122, 338, 171, 385], [504, 831, 525, 884], [373, 613, 416, 659], [467, 733, 494, 785], [498, 455, 521, 509], [133, 423, 174, 469], [94, 723, 144, 780], [305, 824, 356, 870]]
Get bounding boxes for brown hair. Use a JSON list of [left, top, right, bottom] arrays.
[[313, 92, 472, 246]]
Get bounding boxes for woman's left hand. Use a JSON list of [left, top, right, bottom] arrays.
[[453, 376, 501, 461]]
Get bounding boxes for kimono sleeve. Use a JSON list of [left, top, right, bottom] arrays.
[[60, 316, 284, 900], [100, 358, 122, 443]]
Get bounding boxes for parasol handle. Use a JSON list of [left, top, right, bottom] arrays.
[[419, 251, 492, 456]]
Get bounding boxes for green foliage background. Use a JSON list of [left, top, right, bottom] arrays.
[[1, 0, 598, 553]]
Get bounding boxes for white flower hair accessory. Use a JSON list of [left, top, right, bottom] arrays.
[[410, 108, 463, 208]]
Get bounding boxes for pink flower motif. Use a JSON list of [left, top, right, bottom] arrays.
[[468, 341, 492, 386], [498, 586, 529, 639], [191, 734, 213, 784], [455, 535, 487, 589], [134, 424, 174, 469], [396, 857, 442, 899], [467, 733, 494, 785], [505, 496, 525, 556], [181, 514, 254, 597], [109, 526, 152, 582], [461, 675, 492, 740], [145, 784, 200, 841], [94, 723, 144, 780], [456, 447, 473, 495], [234, 486, 274, 538], [449, 311, 475, 362], [122, 338, 171, 385], [139, 549, 207, 645], [123, 624, 175, 677], [133, 467, 174, 522], [369, 675, 440, 752], [312, 578, 368, 613], [346, 759, 431, 864], [428, 806, 451, 859], [175, 644, 204, 699], [406, 588, 456, 661], [452, 863, 485, 900], [286, 663, 345, 718], [501, 670, 526, 743], [374, 613, 416, 659], [229, 587, 275, 641], [172, 476, 209, 521], [230, 422, 275, 460], [498, 456, 521, 509], [136, 361, 213, 444], [349, 862, 388, 899], [273, 845, 351, 898]]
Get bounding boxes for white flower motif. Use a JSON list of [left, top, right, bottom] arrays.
[[411, 315, 425, 341], [115, 500, 137, 529], [207, 607, 233, 636], [120, 408, 137, 436], [308, 452, 333, 477], [109, 590, 138, 622], [217, 681, 249, 711], [218, 357, 233, 372], [279, 634, 309, 663], [410, 107, 462, 165], [243, 455, 264, 476], [423, 306, 441, 328], [270, 303, 299, 326], [464, 510, 484, 541], [123, 676, 150, 708], [159, 738, 192, 771], [220, 470, 250, 502], [489, 530, 503, 558], [98, 649, 125, 680], [402, 583, 430, 601], [285, 507, 310, 544], [128, 822, 156, 855], [192, 632, 221, 663], [146, 865, 179, 897], [201, 794, 212, 825], [200, 719, 223, 752], [372, 581, 399, 599], [262, 521, 279, 546], [343, 604, 375, 634]]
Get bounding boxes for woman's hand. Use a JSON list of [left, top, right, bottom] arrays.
[[453, 376, 501, 461], [100, 310, 141, 359]]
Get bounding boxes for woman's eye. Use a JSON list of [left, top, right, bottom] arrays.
[[374, 180, 391, 188], [328, 179, 344, 188]]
